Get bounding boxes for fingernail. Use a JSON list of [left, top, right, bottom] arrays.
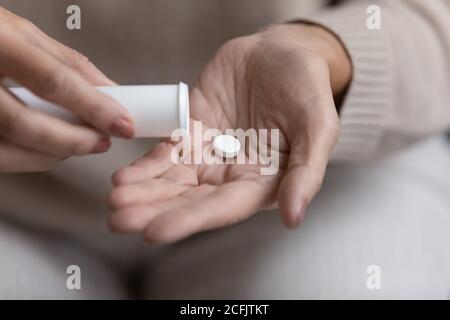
[[110, 117, 134, 139], [92, 137, 111, 153], [292, 199, 307, 228]]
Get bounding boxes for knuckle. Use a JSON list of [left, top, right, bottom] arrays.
[[86, 101, 105, 123], [145, 224, 172, 244], [66, 137, 89, 156], [220, 38, 241, 51], [31, 69, 68, 99], [108, 209, 142, 234], [0, 8, 25, 29], [218, 36, 254, 56], [0, 108, 21, 138], [18, 18, 38, 34], [108, 187, 129, 209], [67, 49, 90, 68], [224, 35, 254, 49], [0, 15, 11, 34], [77, 92, 107, 125], [112, 167, 129, 185], [8, 13, 42, 39]]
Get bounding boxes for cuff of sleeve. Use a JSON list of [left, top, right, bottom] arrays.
[[297, 3, 394, 162]]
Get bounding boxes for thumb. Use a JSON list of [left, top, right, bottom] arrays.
[[278, 90, 339, 229]]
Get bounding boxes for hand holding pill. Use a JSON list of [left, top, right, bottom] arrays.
[[108, 23, 350, 242]]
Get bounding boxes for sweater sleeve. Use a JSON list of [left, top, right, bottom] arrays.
[[304, 0, 450, 162]]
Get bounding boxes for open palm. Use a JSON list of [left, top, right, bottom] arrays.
[[108, 24, 350, 243]]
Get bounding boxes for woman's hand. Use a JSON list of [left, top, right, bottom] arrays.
[[0, 7, 134, 172], [108, 23, 352, 243]]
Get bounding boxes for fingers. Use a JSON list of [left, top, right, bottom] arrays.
[[143, 179, 275, 244], [109, 199, 186, 233], [0, 28, 133, 138], [112, 166, 156, 186], [278, 165, 323, 228], [112, 142, 175, 186], [278, 87, 339, 229], [110, 163, 276, 244], [108, 171, 193, 233], [40, 42, 115, 86], [0, 86, 110, 157], [0, 140, 59, 172], [109, 178, 190, 211]]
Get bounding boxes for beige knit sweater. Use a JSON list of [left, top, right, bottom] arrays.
[[0, 0, 448, 240], [316, 0, 450, 161]]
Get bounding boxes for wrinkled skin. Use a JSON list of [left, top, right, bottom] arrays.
[[0, 7, 134, 172], [108, 24, 351, 244]]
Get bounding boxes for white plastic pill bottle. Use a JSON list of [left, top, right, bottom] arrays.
[[9, 82, 190, 138]]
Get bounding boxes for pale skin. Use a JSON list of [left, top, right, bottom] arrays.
[[108, 23, 352, 243], [0, 7, 134, 172], [0, 6, 351, 242]]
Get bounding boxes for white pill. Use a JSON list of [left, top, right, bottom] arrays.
[[213, 135, 241, 158]]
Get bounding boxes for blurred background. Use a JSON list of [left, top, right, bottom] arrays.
[[1, 0, 324, 84], [0, 0, 325, 264]]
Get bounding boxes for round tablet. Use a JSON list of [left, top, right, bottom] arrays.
[[213, 135, 241, 158]]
